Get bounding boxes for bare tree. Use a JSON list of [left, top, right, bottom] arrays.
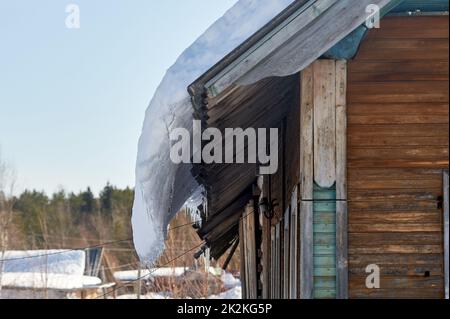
[[0, 150, 17, 292]]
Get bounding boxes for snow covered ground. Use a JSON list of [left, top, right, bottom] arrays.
[[112, 269, 242, 299], [208, 286, 241, 299], [0, 273, 101, 290]]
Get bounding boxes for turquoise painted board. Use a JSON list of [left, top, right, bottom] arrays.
[[313, 202, 336, 212], [314, 245, 336, 255], [314, 233, 336, 245], [315, 289, 337, 299], [314, 277, 337, 289], [314, 268, 337, 277], [313, 183, 337, 299]]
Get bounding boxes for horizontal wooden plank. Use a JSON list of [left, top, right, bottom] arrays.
[[314, 245, 336, 256], [348, 146, 448, 160], [348, 178, 441, 190], [314, 223, 336, 233], [349, 61, 449, 75], [314, 277, 336, 289], [348, 124, 449, 138], [349, 232, 444, 246], [348, 189, 441, 202], [314, 267, 336, 277], [314, 212, 336, 224], [348, 168, 444, 179], [350, 73, 449, 82], [360, 38, 449, 51], [366, 16, 449, 39], [348, 103, 450, 116], [349, 223, 442, 233], [314, 233, 336, 246], [313, 202, 336, 212], [314, 256, 336, 266], [349, 135, 449, 147], [349, 200, 438, 211], [314, 288, 336, 299], [349, 212, 442, 224], [314, 190, 337, 200], [349, 245, 443, 254], [314, 291, 336, 299], [348, 159, 449, 169], [357, 48, 449, 62], [349, 276, 443, 290], [357, 38, 448, 61], [349, 265, 443, 277], [348, 114, 448, 125], [348, 81, 449, 103], [350, 288, 443, 299], [349, 253, 444, 266]]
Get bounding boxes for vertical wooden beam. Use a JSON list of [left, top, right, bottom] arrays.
[[275, 223, 281, 299], [313, 60, 336, 189], [335, 60, 348, 299], [289, 187, 298, 299], [270, 226, 276, 298], [300, 65, 314, 299], [244, 201, 258, 299], [239, 218, 247, 299], [444, 170, 449, 300], [283, 207, 290, 299], [262, 212, 270, 299]]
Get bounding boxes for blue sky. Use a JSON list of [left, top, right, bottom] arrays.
[[0, 0, 237, 195]]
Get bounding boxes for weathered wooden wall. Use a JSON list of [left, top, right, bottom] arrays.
[[347, 16, 449, 299]]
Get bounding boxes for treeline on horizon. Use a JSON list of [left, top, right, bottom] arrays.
[[1, 185, 221, 270], [1, 184, 137, 266]]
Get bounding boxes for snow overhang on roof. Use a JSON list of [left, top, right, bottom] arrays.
[[132, 0, 449, 264], [186, 0, 398, 259]]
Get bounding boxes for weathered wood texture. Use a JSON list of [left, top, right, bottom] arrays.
[[239, 218, 247, 299], [289, 187, 298, 299], [335, 60, 348, 299], [241, 202, 258, 299], [313, 184, 337, 299], [300, 66, 314, 299], [283, 208, 290, 299], [444, 170, 449, 299], [261, 206, 271, 299], [313, 60, 336, 188], [347, 16, 449, 299], [300, 60, 348, 299]]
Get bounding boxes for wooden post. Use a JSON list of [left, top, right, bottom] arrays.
[[289, 187, 298, 299], [313, 60, 336, 189], [274, 223, 281, 299], [239, 218, 247, 299], [283, 207, 290, 299], [299, 60, 348, 299], [300, 64, 314, 299], [335, 60, 348, 299], [244, 202, 257, 299], [444, 170, 449, 300], [270, 226, 275, 298]]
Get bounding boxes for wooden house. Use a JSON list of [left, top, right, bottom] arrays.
[[184, 0, 449, 299]]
